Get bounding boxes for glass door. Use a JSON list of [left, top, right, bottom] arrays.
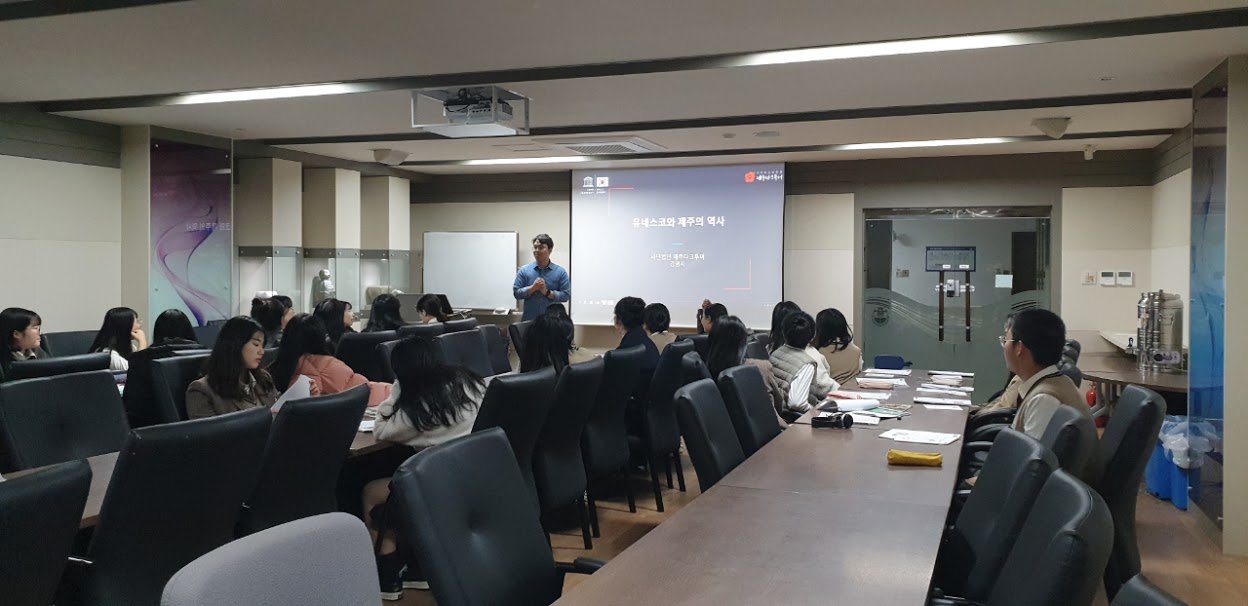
[[862, 208, 1052, 401]]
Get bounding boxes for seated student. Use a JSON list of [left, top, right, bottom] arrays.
[[972, 373, 1021, 415], [364, 294, 405, 333], [250, 297, 289, 347], [151, 309, 201, 348], [185, 316, 278, 419], [270, 313, 392, 407], [363, 336, 485, 599], [813, 308, 863, 384], [767, 300, 802, 353], [1001, 309, 1092, 439], [706, 315, 786, 416], [768, 311, 839, 414], [89, 307, 148, 372], [644, 303, 676, 353], [414, 293, 447, 325], [614, 296, 660, 372], [313, 298, 355, 347], [695, 300, 728, 334], [0, 307, 45, 381], [519, 312, 574, 373]]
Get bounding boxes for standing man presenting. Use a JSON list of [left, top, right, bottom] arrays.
[[514, 233, 570, 321]]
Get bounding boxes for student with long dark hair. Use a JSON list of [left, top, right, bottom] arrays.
[[89, 306, 148, 371], [767, 301, 802, 353], [365, 336, 484, 600], [365, 294, 405, 332], [151, 309, 199, 347], [415, 294, 446, 324], [250, 297, 289, 347], [813, 308, 863, 384], [184, 316, 277, 419], [1, 307, 44, 381], [270, 313, 391, 407], [519, 312, 573, 373], [705, 315, 787, 418], [695, 300, 728, 334], [313, 298, 354, 347]]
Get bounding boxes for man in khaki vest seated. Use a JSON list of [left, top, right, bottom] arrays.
[[1000, 309, 1092, 439]]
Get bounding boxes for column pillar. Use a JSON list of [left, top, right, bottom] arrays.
[[303, 168, 362, 311], [235, 157, 302, 311]]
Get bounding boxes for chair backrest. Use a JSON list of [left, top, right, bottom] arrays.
[[987, 470, 1113, 606], [123, 345, 210, 428], [1038, 404, 1098, 482], [533, 358, 604, 512], [40, 329, 97, 357], [1057, 363, 1083, 387], [743, 339, 769, 361], [1109, 574, 1186, 606], [752, 333, 772, 351], [0, 370, 130, 472], [472, 367, 559, 505], [509, 320, 533, 359], [240, 385, 370, 535], [675, 379, 746, 492], [161, 513, 377, 606], [435, 328, 494, 378], [873, 354, 906, 370], [193, 323, 223, 349], [390, 429, 562, 606], [6, 351, 111, 381], [397, 323, 445, 340], [643, 339, 696, 456], [717, 364, 783, 456], [582, 345, 645, 476], [85, 407, 273, 606], [151, 353, 210, 422], [0, 459, 92, 606], [684, 333, 710, 361], [681, 350, 712, 384], [375, 340, 401, 383], [1091, 384, 1166, 596], [442, 317, 479, 333], [945, 429, 1059, 601], [334, 331, 398, 382], [480, 324, 513, 375]]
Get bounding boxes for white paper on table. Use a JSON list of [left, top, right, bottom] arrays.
[[828, 390, 891, 400], [878, 429, 961, 445], [914, 396, 973, 406], [822, 399, 881, 412], [863, 368, 912, 376], [924, 404, 965, 411], [921, 383, 974, 392], [358, 420, 376, 432], [272, 375, 313, 414], [917, 387, 972, 397], [848, 413, 881, 426], [929, 370, 975, 377], [858, 377, 907, 386]]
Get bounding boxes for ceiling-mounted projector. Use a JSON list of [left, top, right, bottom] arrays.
[[412, 86, 530, 138]]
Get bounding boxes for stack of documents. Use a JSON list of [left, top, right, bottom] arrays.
[[913, 396, 974, 406], [828, 390, 891, 401], [878, 428, 961, 445], [856, 377, 907, 390], [863, 368, 912, 376], [920, 383, 974, 392]]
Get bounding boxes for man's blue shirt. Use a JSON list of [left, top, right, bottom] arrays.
[[513, 261, 570, 320]]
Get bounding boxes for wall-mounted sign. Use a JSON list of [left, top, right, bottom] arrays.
[[925, 246, 976, 272]]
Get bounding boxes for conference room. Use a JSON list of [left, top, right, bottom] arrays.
[[2, 1, 1247, 604]]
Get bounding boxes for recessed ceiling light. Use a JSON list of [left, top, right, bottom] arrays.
[[463, 156, 589, 166], [743, 33, 1023, 67], [838, 137, 1012, 151], [178, 82, 369, 105], [754, 130, 781, 138]]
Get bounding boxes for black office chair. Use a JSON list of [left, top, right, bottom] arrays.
[[961, 405, 1096, 483], [122, 344, 209, 428], [151, 353, 210, 422], [79, 407, 272, 606], [373, 339, 401, 383], [581, 346, 643, 536], [674, 379, 746, 492], [6, 351, 111, 381], [0, 459, 91, 606], [480, 324, 513, 375], [397, 323, 445, 340], [682, 333, 710, 362], [390, 429, 603, 606], [934, 429, 1059, 602], [238, 385, 369, 535], [472, 366, 559, 506], [1058, 364, 1083, 388], [334, 331, 397, 382], [193, 323, 223, 349], [442, 317, 478, 333], [261, 347, 279, 369], [681, 350, 712, 383], [632, 339, 694, 512], [1110, 574, 1187, 606], [979, 470, 1113, 606], [0, 370, 129, 473], [743, 339, 769, 361], [717, 364, 783, 456], [1090, 385, 1166, 598], [40, 329, 97, 357], [533, 358, 604, 549], [435, 328, 494, 378], [509, 320, 533, 359], [752, 333, 772, 351]]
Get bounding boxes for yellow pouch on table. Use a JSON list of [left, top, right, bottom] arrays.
[[887, 449, 943, 467]]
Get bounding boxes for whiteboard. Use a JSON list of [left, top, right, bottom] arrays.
[[423, 231, 518, 310]]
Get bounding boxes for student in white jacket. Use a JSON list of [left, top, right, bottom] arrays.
[[364, 336, 484, 600]]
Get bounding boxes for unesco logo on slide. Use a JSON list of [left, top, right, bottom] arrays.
[[743, 169, 784, 183]]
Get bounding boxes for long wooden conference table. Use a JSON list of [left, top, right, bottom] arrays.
[[555, 371, 971, 606]]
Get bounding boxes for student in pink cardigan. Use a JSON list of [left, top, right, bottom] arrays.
[[269, 313, 391, 406]]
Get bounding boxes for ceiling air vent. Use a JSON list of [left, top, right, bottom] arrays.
[[546, 136, 666, 156]]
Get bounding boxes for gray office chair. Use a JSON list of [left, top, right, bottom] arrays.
[[0, 370, 129, 472], [6, 351, 111, 380], [1110, 575, 1186, 606], [508, 320, 533, 359], [396, 323, 444, 340], [442, 317, 478, 333], [674, 379, 746, 492], [151, 353, 210, 422], [435, 328, 494, 378], [40, 329, 97, 357], [717, 364, 783, 456], [161, 513, 377, 606], [0, 459, 92, 606]]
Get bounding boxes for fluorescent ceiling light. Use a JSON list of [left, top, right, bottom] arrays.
[[744, 33, 1026, 66], [839, 137, 1013, 151], [177, 83, 366, 105], [463, 156, 589, 166]]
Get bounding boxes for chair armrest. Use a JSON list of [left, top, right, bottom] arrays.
[[961, 440, 994, 454], [966, 408, 1015, 432], [556, 557, 607, 576], [966, 424, 1006, 443], [928, 596, 982, 606]]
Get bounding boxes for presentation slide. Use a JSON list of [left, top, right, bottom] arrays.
[[571, 164, 784, 328]]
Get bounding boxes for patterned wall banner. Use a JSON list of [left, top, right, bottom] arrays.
[[149, 139, 232, 326]]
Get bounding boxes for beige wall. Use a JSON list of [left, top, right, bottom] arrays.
[[0, 154, 122, 331], [119, 126, 151, 324], [784, 193, 856, 335], [361, 176, 412, 250], [303, 168, 361, 249], [235, 157, 303, 247]]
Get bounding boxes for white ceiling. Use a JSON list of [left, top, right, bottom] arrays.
[[3, 0, 1244, 174]]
